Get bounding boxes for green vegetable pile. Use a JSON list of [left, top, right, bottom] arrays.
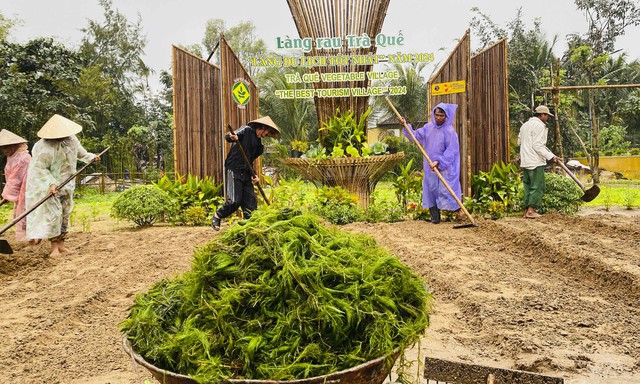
[[120, 208, 432, 383]]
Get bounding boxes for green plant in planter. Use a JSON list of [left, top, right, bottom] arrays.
[[382, 135, 402, 153], [291, 140, 309, 153], [319, 107, 371, 157], [370, 141, 389, 155], [303, 144, 328, 159]]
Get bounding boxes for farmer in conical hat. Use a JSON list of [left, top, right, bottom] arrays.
[[211, 116, 280, 230], [25, 114, 100, 256], [0, 129, 32, 242]]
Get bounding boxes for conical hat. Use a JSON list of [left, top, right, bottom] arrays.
[[248, 116, 281, 138], [37, 114, 82, 139], [0, 129, 28, 146]]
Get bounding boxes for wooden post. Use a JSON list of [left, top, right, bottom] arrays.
[[551, 59, 564, 161]]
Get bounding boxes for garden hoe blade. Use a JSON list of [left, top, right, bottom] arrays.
[[556, 159, 600, 203], [0, 239, 13, 254], [581, 184, 600, 202], [453, 221, 479, 229]]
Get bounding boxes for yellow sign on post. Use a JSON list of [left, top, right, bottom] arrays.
[[431, 80, 466, 96]]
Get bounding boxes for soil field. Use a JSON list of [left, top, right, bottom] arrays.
[[0, 208, 638, 384]]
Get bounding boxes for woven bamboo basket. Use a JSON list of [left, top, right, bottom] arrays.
[[123, 337, 399, 384], [280, 153, 405, 208]]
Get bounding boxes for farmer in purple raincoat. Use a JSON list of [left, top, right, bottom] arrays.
[[401, 103, 462, 223]]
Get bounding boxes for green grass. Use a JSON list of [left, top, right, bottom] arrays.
[[0, 188, 119, 234], [70, 188, 120, 231], [1, 178, 635, 234], [581, 179, 640, 209]]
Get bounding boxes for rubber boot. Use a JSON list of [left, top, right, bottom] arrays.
[[429, 206, 441, 224]]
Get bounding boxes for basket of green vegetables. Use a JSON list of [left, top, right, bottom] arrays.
[[121, 208, 431, 384]]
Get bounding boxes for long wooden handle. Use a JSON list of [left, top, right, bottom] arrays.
[[0, 147, 110, 236], [556, 160, 586, 191], [226, 124, 270, 205], [384, 96, 475, 225]]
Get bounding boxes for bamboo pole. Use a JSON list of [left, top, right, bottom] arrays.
[[550, 60, 564, 160], [384, 95, 476, 226], [541, 84, 640, 91]]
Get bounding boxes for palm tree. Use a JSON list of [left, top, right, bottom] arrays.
[[370, 62, 430, 127], [256, 66, 318, 146]]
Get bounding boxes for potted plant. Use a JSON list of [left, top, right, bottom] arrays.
[[382, 135, 402, 154], [319, 107, 371, 158], [290, 140, 309, 158]]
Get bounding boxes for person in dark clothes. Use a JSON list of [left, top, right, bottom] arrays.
[[211, 116, 280, 230]]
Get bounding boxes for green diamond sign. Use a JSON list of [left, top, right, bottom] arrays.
[[232, 80, 251, 106]]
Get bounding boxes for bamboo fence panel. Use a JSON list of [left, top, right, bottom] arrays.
[[286, 0, 391, 129], [428, 30, 472, 197], [172, 46, 224, 184], [470, 39, 509, 173], [219, 35, 261, 178]]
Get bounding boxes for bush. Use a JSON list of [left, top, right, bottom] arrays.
[[111, 185, 175, 226], [312, 186, 361, 224], [538, 172, 584, 214], [391, 159, 422, 210], [184, 206, 208, 226], [154, 173, 223, 224], [363, 199, 405, 223], [614, 148, 628, 156], [469, 162, 521, 218], [270, 178, 310, 211], [630, 148, 639, 156]]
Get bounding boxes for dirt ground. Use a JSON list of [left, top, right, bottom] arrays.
[[0, 207, 639, 384]]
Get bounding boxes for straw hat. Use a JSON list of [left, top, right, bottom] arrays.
[[0, 129, 28, 146], [37, 114, 82, 139], [248, 116, 281, 138]]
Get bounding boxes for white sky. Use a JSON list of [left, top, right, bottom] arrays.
[[3, 0, 640, 91]]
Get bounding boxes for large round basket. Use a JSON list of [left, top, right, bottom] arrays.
[[280, 153, 405, 208], [123, 337, 399, 384]]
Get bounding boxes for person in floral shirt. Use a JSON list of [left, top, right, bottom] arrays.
[[25, 115, 100, 256], [0, 129, 32, 242]]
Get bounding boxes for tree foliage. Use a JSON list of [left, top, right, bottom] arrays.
[[256, 65, 318, 145], [574, 0, 640, 55], [371, 62, 430, 127], [0, 12, 17, 41], [469, 4, 640, 166], [0, 38, 85, 142], [201, 19, 268, 75]]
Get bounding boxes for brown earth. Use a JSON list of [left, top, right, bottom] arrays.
[[0, 207, 639, 384]]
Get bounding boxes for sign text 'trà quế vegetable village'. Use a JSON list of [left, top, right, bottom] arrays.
[[249, 32, 435, 99]]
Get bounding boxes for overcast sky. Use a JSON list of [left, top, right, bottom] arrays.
[[3, 0, 640, 92]]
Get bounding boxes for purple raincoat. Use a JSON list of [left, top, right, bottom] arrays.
[[403, 103, 462, 210]]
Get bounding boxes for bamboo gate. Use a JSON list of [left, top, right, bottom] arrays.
[[286, 0, 390, 128], [428, 31, 510, 196], [172, 36, 259, 184], [283, 0, 405, 208]]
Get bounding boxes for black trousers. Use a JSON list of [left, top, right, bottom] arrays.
[[215, 168, 257, 220]]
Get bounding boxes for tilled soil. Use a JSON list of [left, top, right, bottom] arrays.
[[0, 209, 638, 383]]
